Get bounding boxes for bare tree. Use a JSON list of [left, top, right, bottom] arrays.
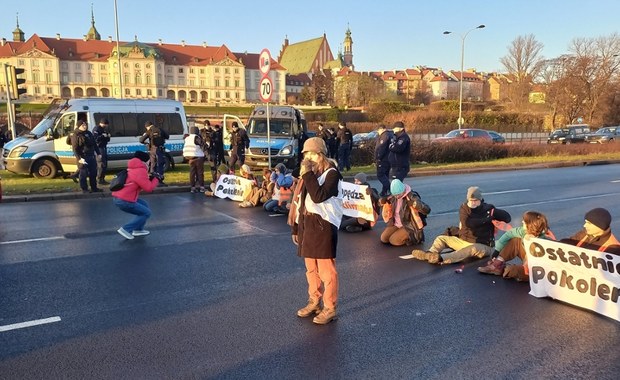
[[501, 34, 545, 109]]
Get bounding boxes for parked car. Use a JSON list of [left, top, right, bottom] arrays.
[[488, 131, 506, 144], [547, 124, 590, 144], [584, 126, 620, 143], [352, 130, 379, 149], [431, 128, 494, 143]]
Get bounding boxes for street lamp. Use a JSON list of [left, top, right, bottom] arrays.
[[443, 24, 485, 129]]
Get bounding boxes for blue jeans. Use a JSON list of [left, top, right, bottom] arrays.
[[263, 199, 279, 212], [338, 145, 351, 171], [155, 147, 166, 179], [113, 197, 152, 232]]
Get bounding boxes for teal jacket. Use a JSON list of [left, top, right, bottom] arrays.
[[495, 225, 548, 253]]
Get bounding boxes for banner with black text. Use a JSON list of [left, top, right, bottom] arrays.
[[341, 181, 375, 222], [214, 175, 253, 202]]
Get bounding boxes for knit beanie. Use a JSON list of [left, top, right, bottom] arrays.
[[275, 163, 287, 173], [354, 172, 367, 183], [390, 179, 406, 196], [302, 137, 328, 155], [467, 186, 482, 200], [585, 208, 612, 231], [241, 164, 251, 174], [217, 164, 229, 173], [134, 151, 150, 162]]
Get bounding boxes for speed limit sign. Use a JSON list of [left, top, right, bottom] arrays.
[[259, 76, 273, 103]]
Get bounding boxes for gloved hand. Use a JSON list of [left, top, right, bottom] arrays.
[[78, 158, 86, 165], [150, 172, 162, 181]]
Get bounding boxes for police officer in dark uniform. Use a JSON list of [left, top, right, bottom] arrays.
[[388, 121, 411, 181], [139, 120, 169, 186], [327, 127, 338, 160], [375, 124, 393, 196], [211, 124, 225, 167], [201, 120, 217, 180], [71, 120, 101, 193], [317, 123, 331, 156], [228, 122, 250, 173], [336, 122, 353, 172], [93, 118, 111, 185]]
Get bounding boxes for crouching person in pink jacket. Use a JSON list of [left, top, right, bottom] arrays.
[[112, 151, 160, 240]]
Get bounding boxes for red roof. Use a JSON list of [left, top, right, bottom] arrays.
[[233, 51, 285, 71]]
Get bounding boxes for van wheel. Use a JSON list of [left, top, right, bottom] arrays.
[[164, 154, 175, 172], [32, 159, 58, 179]]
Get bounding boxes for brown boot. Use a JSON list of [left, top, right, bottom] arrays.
[[313, 307, 337, 324], [297, 299, 321, 318], [478, 259, 505, 275]]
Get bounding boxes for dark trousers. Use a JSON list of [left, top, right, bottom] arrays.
[[390, 166, 409, 182], [229, 148, 245, 172], [376, 161, 391, 196], [79, 155, 98, 191], [338, 145, 351, 171], [97, 147, 108, 181], [149, 147, 166, 179]]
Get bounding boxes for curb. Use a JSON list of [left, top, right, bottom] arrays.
[[3, 160, 620, 203]]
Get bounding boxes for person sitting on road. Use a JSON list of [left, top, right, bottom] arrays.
[[264, 163, 294, 213], [239, 168, 276, 208], [340, 172, 380, 233], [560, 207, 620, 255], [411, 186, 511, 264], [205, 163, 229, 197], [239, 164, 259, 208], [478, 211, 554, 281], [380, 179, 431, 246]]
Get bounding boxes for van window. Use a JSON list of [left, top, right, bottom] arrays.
[[94, 112, 184, 137], [55, 113, 76, 138]]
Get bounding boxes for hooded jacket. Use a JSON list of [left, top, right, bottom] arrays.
[[111, 158, 159, 202]]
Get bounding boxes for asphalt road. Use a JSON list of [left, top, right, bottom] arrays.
[[1, 165, 619, 379]]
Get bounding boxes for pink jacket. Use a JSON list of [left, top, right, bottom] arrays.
[[111, 158, 159, 202]]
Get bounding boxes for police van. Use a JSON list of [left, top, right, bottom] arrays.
[[223, 105, 307, 169], [2, 98, 188, 178]]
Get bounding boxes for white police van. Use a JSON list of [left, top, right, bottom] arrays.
[[2, 98, 188, 178]]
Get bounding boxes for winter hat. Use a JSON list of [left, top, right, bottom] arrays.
[[145, 121, 153, 127], [99, 118, 109, 125], [585, 208, 612, 231], [217, 164, 229, 173], [467, 186, 482, 200], [275, 163, 287, 173], [302, 137, 328, 155], [241, 164, 251, 174], [390, 179, 406, 196], [392, 121, 405, 132], [354, 172, 367, 183], [134, 151, 150, 162], [190, 126, 200, 135]]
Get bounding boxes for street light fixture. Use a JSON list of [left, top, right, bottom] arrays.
[[443, 24, 485, 129]]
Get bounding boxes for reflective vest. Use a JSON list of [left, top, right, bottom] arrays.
[[577, 232, 620, 252]]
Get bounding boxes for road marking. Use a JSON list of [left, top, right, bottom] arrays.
[[0, 236, 65, 245], [399, 254, 415, 260], [611, 180, 620, 183], [0, 316, 61, 332], [485, 189, 530, 195]]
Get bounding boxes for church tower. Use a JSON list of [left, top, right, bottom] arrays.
[[343, 26, 353, 70], [13, 13, 25, 42], [86, 4, 101, 41]]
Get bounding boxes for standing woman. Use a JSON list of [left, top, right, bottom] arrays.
[[290, 137, 343, 324]]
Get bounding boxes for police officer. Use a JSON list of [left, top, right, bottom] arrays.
[[71, 120, 101, 193], [93, 118, 111, 185], [388, 121, 411, 181], [375, 124, 393, 196], [201, 120, 216, 180], [211, 124, 225, 167], [228, 122, 250, 174], [139, 120, 169, 186], [336, 122, 353, 172]]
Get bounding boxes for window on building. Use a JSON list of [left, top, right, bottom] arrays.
[[125, 88, 131, 95], [88, 64, 94, 70], [45, 73, 53, 83], [215, 91, 220, 98], [215, 79, 220, 87], [124, 63, 129, 68], [190, 68, 194, 74], [75, 74, 82, 82], [18, 59, 25, 66], [136, 89, 142, 96], [235, 92, 239, 99], [135, 75, 142, 85], [135, 63, 140, 69], [146, 75, 152, 85], [189, 79, 194, 86], [166, 76, 173, 85], [234, 68, 239, 74], [215, 68, 219, 73], [100, 64, 106, 70], [158, 89, 162, 96], [178, 68, 184, 74], [200, 79, 205, 86], [62, 62, 68, 69], [178, 78, 186, 86], [34, 86, 40, 94], [75, 63, 81, 70], [45, 60, 51, 67], [225, 91, 230, 98], [200, 69, 204, 74], [46, 87, 53, 94], [32, 73, 40, 82], [147, 89, 152, 96], [32, 60, 39, 67], [225, 68, 230, 74], [146, 63, 151, 69], [101, 75, 107, 84], [225, 79, 230, 87], [157, 74, 162, 82], [167, 67, 172, 73], [114, 88, 119, 95], [235, 79, 240, 87]]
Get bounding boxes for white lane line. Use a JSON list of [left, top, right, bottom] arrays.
[[0, 316, 61, 332], [485, 189, 530, 195], [0, 236, 65, 245], [611, 180, 620, 183], [399, 254, 415, 260]]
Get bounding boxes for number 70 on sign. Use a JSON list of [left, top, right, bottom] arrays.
[[259, 76, 274, 103]]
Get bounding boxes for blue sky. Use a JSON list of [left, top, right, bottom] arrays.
[[7, 0, 620, 73]]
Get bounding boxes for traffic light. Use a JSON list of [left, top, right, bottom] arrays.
[[9, 66, 26, 99], [13, 103, 21, 116]]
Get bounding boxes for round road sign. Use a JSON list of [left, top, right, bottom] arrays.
[[259, 76, 274, 103], [259, 49, 272, 76]]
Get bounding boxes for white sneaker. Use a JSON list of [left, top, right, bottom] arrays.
[[132, 230, 150, 237], [117, 227, 134, 240]]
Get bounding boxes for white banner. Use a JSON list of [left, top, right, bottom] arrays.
[[214, 175, 253, 202], [341, 182, 375, 222], [526, 237, 620, 322]]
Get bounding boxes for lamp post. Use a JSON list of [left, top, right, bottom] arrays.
[[443, 24, 485, 129]]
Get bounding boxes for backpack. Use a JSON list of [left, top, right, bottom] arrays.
[[109, 169, 128, 191]]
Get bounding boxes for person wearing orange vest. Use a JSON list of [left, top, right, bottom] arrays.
[[560, 208, 620, 255], [411, 186, 511, 264], [478, 211, 554, 281], [380, 179, 431, 246], [340, 172, 380, 233]]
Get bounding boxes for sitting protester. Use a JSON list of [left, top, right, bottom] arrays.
[[380, 178, 431, 246], [560, 207, 620, 255], [205, 163, 229, 197], [478, 211, 554, 281], [411, 186, 511, 264], [239, 164, 260, 207], [264, 163, 294, 213], [340, 172, 380, 233], [239, 168, 275, 208]]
